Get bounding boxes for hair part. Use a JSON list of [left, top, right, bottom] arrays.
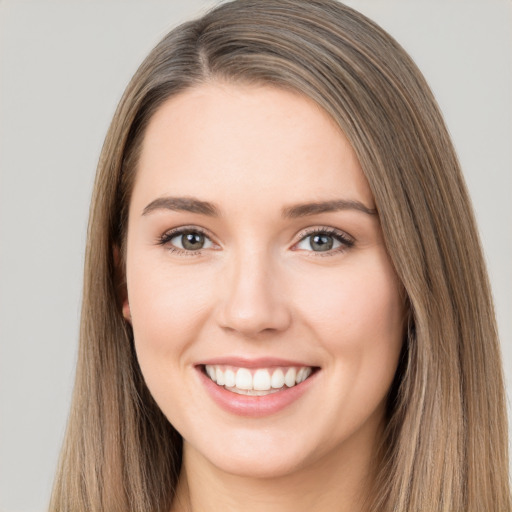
[[50, 1, 510, 511]]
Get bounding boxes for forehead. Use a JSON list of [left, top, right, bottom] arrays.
[[133, 82, 374, 212]]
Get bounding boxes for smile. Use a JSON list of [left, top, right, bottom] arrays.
[[204, 365, 314, 396], [197, 360, 319, 417]]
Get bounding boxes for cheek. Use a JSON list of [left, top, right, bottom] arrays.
[[291, 254, 405, 440], [127, 260, 216, 365], [126, 262, 221, 425], [293, 252, 405, 369]]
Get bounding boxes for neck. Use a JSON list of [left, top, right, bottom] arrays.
[[171, 436, 380, 512]]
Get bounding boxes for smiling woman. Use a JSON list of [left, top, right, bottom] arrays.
[[48, 1, 511, 511], [123, 84, 405, 496]]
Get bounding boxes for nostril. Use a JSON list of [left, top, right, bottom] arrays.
[[217, 297, 292, 336]]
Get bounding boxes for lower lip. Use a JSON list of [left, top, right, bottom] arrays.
[[197, 367, 318, 417]]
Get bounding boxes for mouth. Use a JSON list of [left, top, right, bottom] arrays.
[[202, 364, 317, 396]]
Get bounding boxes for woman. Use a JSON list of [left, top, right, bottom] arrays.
[[49, 0, 511, 510]]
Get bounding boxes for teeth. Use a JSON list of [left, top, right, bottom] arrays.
[[216, 367, 225, 386], [253, 369, 271, 391], [235, 368, 252, 390], [227, 387, 283, 396], [296, 367, 312, 383], [206, 365, 216, 381], [284, 368, 296, 387], [204, 364, 314, 394], [224, 369, 236, 387], [271, 369, 285, 388]]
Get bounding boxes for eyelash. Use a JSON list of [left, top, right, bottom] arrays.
[[157, 226, 355, 256], [157, 226, 213, 256], [294, 227, 354, 256]]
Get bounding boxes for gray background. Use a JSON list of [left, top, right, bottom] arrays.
[[0, 1, 510, 511]]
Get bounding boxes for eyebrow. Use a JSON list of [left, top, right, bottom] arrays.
[[142, 196, 377, 218], [282, 199, 377, 218], [142, 196, 220, 217]]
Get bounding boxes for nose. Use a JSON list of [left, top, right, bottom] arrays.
[[216, 248, 292, 337]]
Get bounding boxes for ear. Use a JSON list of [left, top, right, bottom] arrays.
[[122, 300, 132, 323], [113, 245, 132, 324]]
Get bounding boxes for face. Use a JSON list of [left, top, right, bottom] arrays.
[[123, 83, 405, 479]]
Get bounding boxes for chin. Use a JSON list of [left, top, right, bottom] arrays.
[[205, 447, 311, 480], [181, 424, 324, 481]]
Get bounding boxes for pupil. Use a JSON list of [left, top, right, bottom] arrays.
[[311, 234, 333, 251], [182, 232, 204, 250]]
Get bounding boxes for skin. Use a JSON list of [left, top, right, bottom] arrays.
[[123, 83, 405, 512]]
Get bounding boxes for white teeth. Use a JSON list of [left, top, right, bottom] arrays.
[[206, 365, 216, 381], [216, 367, 225, 386], [271, 368, 285, 389], [224, 369, 236, 387], [253, 369, 271, 391], [285, 368, 296, 387], [204, 364, 314, 394], [235, 368, 253, 390], [296, 367, 312, 384], [227, 387, 282, 396]]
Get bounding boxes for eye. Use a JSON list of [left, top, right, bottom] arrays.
[[294, 228, 354, 254], [160, 228, 215, 252]]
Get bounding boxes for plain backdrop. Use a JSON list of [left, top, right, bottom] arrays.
[[0, 1, 510, 511]]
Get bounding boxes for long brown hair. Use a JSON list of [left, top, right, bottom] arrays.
[[49, 1, 511, 510]]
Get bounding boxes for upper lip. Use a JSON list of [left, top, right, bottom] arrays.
[[196, 356, 317, 369]]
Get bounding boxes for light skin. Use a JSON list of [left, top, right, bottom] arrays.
[[122, 82, 405, 512]]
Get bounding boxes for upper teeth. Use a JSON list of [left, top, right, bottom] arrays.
[[204, 365, 312, 394]]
